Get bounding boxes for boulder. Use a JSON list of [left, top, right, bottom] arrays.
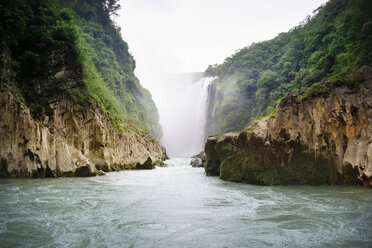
[[191, 158, 203, 167], [95, 170, 106, 176], [135, 157, 154, 170]]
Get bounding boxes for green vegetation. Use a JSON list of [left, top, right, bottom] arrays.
[[301, 82, 326, 100], [0, 0, 162, 137], [328, 70, 364, 88], [205, 0, 372, 135]]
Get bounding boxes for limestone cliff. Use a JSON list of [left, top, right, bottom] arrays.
[[205, 68, 372, 186], [0, 92, 167, 178]]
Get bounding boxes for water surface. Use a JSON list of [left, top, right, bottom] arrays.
[[0, 158, 371, 247]]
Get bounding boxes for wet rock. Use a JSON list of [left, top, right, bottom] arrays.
[[135, 157, 154, 170], [154, 159, 165, 167], [191, 158, 203, 167], [191, 151, 207, 167], [190, 152, 206, 168], [95, 170, 106, 176], [205, 137, 220, 176], [95, 163, 109, 172]]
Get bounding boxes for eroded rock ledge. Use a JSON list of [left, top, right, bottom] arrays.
[[205, 69, 372, 186], [0, 92, 167, 177]]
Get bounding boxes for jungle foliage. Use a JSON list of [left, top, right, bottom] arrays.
[[0, 0, 162, 137], [205, 0, 372, 135]]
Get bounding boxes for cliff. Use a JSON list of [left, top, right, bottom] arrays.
[[205, 68, 372, 186], [205, 0, 372, 136], [0, 92, 166, 177], [0, 0, 168, 177]]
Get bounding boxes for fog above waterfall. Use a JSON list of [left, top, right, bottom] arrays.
[[116, 0, 328, 156], [118, 0, 328, 76], [142, 73, 214, 157]]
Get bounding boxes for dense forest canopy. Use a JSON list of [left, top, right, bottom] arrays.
[[205, 0, 372, 135], [0, 0, 162, 137]]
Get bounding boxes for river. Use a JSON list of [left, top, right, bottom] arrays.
[[0, 158, 371, 248]]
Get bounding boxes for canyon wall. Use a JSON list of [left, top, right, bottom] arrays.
[[0, 92, 167, 177], [205, 69, 372, 186]]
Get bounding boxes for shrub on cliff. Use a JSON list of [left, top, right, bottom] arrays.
[[206, 0, 372, 135], [0, 0, 162, 137]]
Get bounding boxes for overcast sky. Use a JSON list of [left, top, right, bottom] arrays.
[[117, 0, 328, 85]]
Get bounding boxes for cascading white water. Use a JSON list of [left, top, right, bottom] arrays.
[[189, 77, 214, 153], [148, 74, 214, 157]]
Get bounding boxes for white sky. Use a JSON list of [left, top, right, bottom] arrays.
[[117, 0, 328, 86]]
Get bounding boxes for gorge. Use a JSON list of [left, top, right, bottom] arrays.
[[0, 0, 371, 247]]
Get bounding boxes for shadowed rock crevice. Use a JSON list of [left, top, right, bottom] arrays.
[[135, 157, 154, 170], [0, 158, 8, 177], [75, 165, 95, 177], [45, 164, 55, 178]]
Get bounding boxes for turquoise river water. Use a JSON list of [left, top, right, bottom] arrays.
[[0, 158, 371, 248]]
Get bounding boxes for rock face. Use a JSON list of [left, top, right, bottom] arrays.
[[0, 92, 167, 178], [205, 69, 372, 186]]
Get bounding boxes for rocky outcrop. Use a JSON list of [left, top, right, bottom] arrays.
[[0, 92, 167, 178], [190, 152, 206, 168], [205, 69, 372, 186]]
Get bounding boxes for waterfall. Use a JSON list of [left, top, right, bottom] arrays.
[[151, 74, 214, 157], [189, 77, 214, 154]]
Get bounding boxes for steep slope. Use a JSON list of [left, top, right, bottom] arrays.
[[0, 92, 166, 177], [205, 0, 372, 135], [74, 0, 162, 138], [0, 0, 167, 177], [0, 0, 161, 137], [205, 68, 372, 186]]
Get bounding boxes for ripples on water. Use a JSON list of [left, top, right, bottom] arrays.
[[0, 158, 371, 248]]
